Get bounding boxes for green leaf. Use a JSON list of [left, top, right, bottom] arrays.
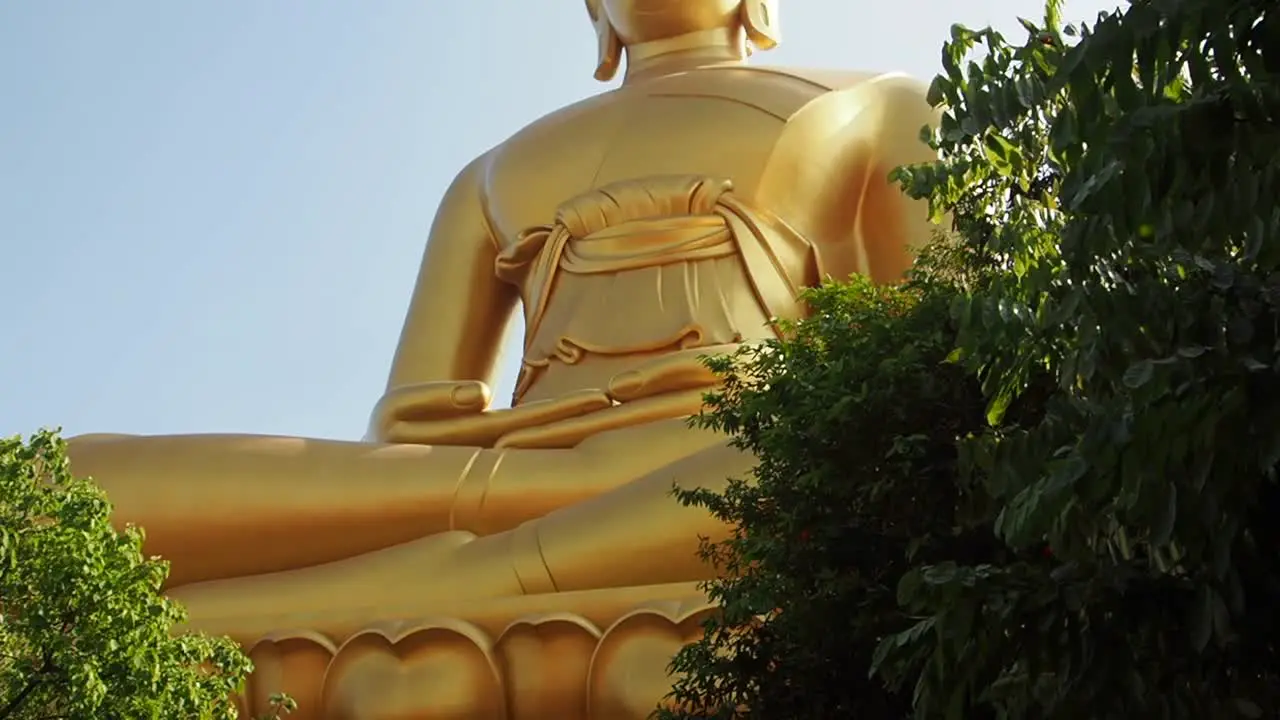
[[985, 386, 1015, 425], [1242, 357, 1268, 372], [1122, 359, 1154, 389], [1190, 585, 1213, 652], [897, 569, 924, 606], [1150, 481, 1177, 546], [927, 76, 949, 107], [923, 562, 959, 586], [1234, 699, 1263, 718]]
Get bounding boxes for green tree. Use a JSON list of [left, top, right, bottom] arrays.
[[658, 251, 1007, 718], [661, 0, 1279, 717], [879, 0, 1280, 717], [0, 430, 292, 719]]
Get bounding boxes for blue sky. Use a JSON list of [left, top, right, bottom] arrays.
[[0, 1, 1116, 441]]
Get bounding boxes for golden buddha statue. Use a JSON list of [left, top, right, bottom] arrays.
[[67, 1, 939, 717]]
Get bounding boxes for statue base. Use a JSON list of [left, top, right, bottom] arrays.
[[215, 583, 712, 720]]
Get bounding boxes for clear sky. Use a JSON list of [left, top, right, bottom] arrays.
[[0, 1, 1116, 441]]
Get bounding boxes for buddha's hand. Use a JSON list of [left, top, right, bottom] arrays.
[[368, 380, 493, 443], [604, 344, 735, 403], [372, 381, 613, 448]]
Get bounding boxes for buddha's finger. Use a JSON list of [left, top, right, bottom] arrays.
[[605, 345, 735, 403], [496, 387, 710, 450], [383, 380, 493, 421], [368, 381, 493, 440], [383, 389, 613, 447]]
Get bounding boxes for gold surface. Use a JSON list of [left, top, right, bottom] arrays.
[[67, 1, 939, 717]]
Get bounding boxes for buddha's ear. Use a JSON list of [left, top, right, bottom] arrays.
[[741, 0, 780, 50], [585, 0, 623, 81]]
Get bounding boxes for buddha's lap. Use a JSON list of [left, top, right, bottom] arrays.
[[66, 403, 747, 599], [158, 426, 753, 626]]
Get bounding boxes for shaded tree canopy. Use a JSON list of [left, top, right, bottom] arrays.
[[661, 0, 1279, 717]]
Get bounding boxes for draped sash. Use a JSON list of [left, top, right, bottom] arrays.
[[495, 175, 818, 403]]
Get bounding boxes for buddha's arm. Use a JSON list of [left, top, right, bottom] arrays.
[[68, 157, 521, 586], [755, 74, 941, 286], [846, 75, 942, 283], [370, 154, 520, 442]]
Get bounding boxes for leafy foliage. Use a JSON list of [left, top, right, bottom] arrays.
[[658, 260, 1002, 718], [883, 1, 1280, 717], [0, 430, 288, 719], [662, 0, 1280, 717]]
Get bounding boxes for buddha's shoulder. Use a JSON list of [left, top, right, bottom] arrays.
[[638, 65, 926, 118], [663, 65, 884, 92], [490, 91, 621, 155], [490, 67, 927, 147]]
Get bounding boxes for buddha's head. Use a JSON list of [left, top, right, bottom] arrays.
[[585, 0, 779, 81]]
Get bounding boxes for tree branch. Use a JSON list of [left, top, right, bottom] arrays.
[[0, 653, 56, 719], [0, 674, 44, 719]]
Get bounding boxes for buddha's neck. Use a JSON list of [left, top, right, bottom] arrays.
[[623, 27, 747, 84]]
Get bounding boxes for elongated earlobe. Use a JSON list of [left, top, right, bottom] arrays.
[[585, 0, 623, 81], [742, 0, 780, 50], [594, 21, 623, 80]]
